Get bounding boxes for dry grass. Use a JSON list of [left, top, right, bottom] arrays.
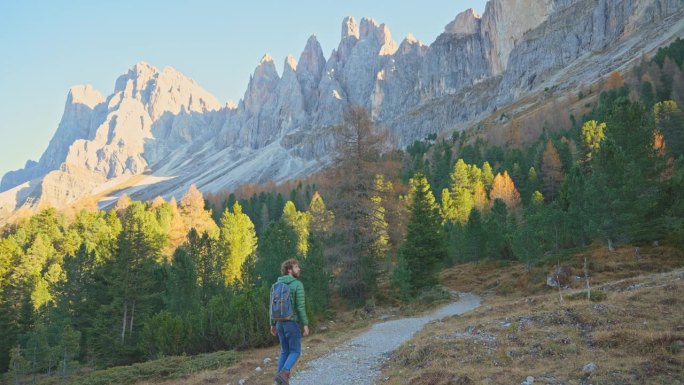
[[381, 244, 684, 385]]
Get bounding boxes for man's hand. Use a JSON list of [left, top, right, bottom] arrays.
[[303, 325, 309, 336], [270, 325, 277, 336]]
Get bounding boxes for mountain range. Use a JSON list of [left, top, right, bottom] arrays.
[[1, 0, 682, 218]]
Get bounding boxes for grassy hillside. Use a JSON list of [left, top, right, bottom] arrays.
[[380, 244, 684, 385]]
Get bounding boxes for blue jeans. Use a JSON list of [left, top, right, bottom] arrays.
[[276, 320, 301, 372]]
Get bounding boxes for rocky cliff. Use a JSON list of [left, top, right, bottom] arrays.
[[1, 0, 682, 214]]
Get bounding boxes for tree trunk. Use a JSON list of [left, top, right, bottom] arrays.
[[31, 346, 36, 385], [129, 301, 135, 334], [584, 257, 591, 301], [121, 301, 128, 342], [556, 274, 564, 306]]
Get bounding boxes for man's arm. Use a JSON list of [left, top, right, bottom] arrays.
[[296, 281, 309, 326]]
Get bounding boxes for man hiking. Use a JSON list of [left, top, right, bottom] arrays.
[[270, 258, 309, 385]]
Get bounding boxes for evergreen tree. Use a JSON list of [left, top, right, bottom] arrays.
[[300, 235, 330, 320], [446, 159, 475, 223], [165, 247, 200, 316], [54, 244, 97, 359], [91, 202, 165, 365], [282, 201, 311, 256], [485, 199, 513, 259], [218, 202, 258, 285], [184, 229, 223, 305], [369, 175, 391, 271], [254, 221, 298, 287], [308, 192, 335, 236], [482, 161, 495, 189], [585, 100, 665, 248], [463, 209, 486, 262], [399, 173, 446, 294], [429, 139, 453, 195], [56, 324, 80, 377], [581, 120, 607, 162], [654, 100, 684, 157], [9, 346, 29, 385], [540, 140, 564, 201]]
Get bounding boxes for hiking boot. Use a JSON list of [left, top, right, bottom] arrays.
[[275, 370, 290, 385]]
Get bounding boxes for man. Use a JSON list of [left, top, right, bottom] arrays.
[[270, 258, 309, 385]]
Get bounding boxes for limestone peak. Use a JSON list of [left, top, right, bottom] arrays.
[[445, 8, 481, 35], [284, 55, 298, 73], [67, 85, 104, 108], [341, 16, 359, 39]]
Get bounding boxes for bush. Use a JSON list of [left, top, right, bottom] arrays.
[[53, 351, 238, 385], [414, 286, 451, 305], [568, 290, 607, 302]]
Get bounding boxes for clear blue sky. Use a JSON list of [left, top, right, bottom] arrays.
[[0, 1, 487, 178]]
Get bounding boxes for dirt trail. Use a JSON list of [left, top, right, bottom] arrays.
[[291, 293, 481, 385]]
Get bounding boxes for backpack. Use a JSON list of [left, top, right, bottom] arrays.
[[270, 281, 294, 321]]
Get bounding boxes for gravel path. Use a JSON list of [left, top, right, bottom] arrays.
[[291, 293, 481, 385]]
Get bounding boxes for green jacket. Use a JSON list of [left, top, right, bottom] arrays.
[[270, 275, 309, 326]]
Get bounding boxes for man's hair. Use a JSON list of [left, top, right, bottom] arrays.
[[281, 259, 299, 275]]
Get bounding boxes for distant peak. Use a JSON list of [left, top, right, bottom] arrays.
[[341, 16, 359, 39], [445, 8, 481, 35], [130, 61, 159, 75], [284, 55, 298, 72], [67, 85, 104, 108], [259, 54, 274, 65], [359, 17, 380, 36], [404, 33, 418, 44], [398, 33, 426, 55], [303, 34, 323, 53]]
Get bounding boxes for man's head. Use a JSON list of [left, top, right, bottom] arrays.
[[281, 258, 301, 278]]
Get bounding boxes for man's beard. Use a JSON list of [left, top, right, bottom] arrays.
[[292, 271, 299, 278]]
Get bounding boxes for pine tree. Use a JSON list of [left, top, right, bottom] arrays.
[[282, 201, 311, 256], [429, 139, 453, 195], [540, 140, 565, 201], [180, 185, 219, 239], [490, 171, 522, 209], [165, 247, 200, 315], [54, 244, 97, 359], [218, 202, 258, 285], [167, 197, 187, 250], [482, 161, 495, 189], [57, 325, 80, 377], [472, 180, 488, 212], [581, 120, 607, 162], [308, 192, 333, 235], [184, 229, 223, 305], [485, 199, 513, 259], [9, 345, 29, 385], [400, 173, 447, 294], [329, 106, 388, 304], [90, 201, 166, 364], [300, 235, 330, 320], [464, 208, 486, 262], [254, 221, 298, 287], [654, 100, 684, 157], [447, 159, 475, 223], [369, 175, 391, 271], [114, 194, 132, 213], [586, 100, 665, 248]]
